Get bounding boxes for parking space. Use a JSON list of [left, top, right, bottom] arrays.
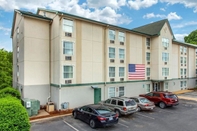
[[31, 92, 197, 131]]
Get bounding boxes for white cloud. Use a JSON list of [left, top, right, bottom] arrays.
[[160, 0, 197, 13], [128, 0, 158, 10], [0, 26, 11, 32], [86, 0, 126, 9], [173, 21, 197, 28], [160, 8, 165, 11], [167, 12, 182, 20], [143, 12, 181, 21], [174, 33, 188, 42]]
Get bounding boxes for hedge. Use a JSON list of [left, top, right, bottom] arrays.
[[0, 96, 30, 131], [0, 87, 21, 99]]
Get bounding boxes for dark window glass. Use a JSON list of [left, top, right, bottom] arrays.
[[118, 100, 124, 106], [125, 100, 136, 106], [105, 99, 111, 104], [111, 99, 116, 105]]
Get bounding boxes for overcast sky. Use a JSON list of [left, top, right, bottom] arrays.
[[0, 0, 197, 51]]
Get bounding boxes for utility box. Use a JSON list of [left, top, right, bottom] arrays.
[[46, 102, 54, 112]]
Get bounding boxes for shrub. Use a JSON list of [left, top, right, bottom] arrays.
[[0, 96, 30, 131], [0, 83, 10, 90], [0, 87, 21, 99]]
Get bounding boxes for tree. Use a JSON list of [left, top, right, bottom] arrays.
[[184, 30, 197, 45], [0, 48, 13, 88]]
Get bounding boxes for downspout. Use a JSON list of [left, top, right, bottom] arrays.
[[104, 25, 108, 100]]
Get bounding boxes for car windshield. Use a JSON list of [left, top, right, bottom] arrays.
[[96, 107, 111, 115], [139, 98, 150, 103], [125, 100, 136, 106], [164, 94, 177, 99]]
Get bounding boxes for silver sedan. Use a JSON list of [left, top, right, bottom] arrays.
[[129, 97, 155, 111]]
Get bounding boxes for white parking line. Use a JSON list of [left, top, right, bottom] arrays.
[[136, 113, 155, 120], [118, 123, 129, 128], [63, 120, 79, 131], [158, 110, 174, 114]]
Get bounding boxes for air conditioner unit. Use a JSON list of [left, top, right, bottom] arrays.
[[65, 80, 72, 84], [120, 60, 124, 63], [164, 62, 167, 65], [164, 77, 167, 80], [110, 40, 114, 44], [181, 52, 183, 55], [147, 62, 150, 65], [120, 42, 124, 45], [185, 64, 186, 66], [181, 76, 183, 78], [164, 47, 167, 50], [65, 56, 72, 60], [185, 76, 187, 78], [147, 46, 150, 49], [181, 64, 183, 66], [185, 53, 187, 55], [110, 59, 115, 63], [110, 78, 114, 82], [147, 77, 150, 80], [120, 78, 124, 81], [65, 32, 72, 37]]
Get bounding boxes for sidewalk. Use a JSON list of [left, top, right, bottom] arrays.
[[173, 89, 193, 95], [173, 89, 197, 102]]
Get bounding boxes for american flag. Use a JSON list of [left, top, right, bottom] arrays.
[[128, 64, 145, 80]]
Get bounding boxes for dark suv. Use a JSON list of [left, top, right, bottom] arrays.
[[139, 91, 179, 109]]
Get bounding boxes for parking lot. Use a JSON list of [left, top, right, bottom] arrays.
[[31, 91, 197, 131]]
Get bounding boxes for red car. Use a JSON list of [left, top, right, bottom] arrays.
[[139, 91, 179, 109]]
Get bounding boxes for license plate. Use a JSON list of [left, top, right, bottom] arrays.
[[109, 117, 113, 121]]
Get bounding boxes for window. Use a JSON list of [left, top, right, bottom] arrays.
[[146, 84, 150, 93], [63, 41, 73, 55], [184, 57, 187, 65], [184, 47, 187, 54], [146, 38, 150, 47], [108, 87, 115, 98], [162, 52, 169, 62], [164, 82, 168, 90], [109, 67, 115, 77], [180, 81, 183, 87], [146, 52, 150, 61], [184, 81, 187, 87], [119, 87, 124, 97], [180, 46, 183, 53], [196, 69, 197, 75], [63, 19, 73, 33], [162, 38, 169, 47], [111, 99, 116, 105], [17, 65, 19, 77], [196, 59, 197, 66], [119, 67, 125, 77], [184, 69, 187, 75], [63, 66, 73, 78], [109, 29, 115, 40], [146, 68, 150, 76], [119, 32, 125, 42], [118, 100, 124, 106], [181, 57, 183, 65], [196, 49, 197, 56], [109, 47, 115, 58], [162, 68, 169, 76], [180, 68, 183, 76], [119, 49, 125, 59]]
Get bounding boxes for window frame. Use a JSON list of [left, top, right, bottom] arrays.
[[146, 84, 150, 93], [146, 38, 150, 47], [146, 68, 150, 76], [109, 29, 115, 40], [146, 52, 150, 61], [119, 86, 124, 97], [108, 87, 115, 98], [109, 67, 115, 77], [162, 68, 169, 76], [63, 41, 74, 55], [63, 19, 73, 33], [162, 38, 169, 47], [119, 48, 125, 59], [109, 47, 115, 58], [162, 52, 169, 62], [63, 65, 73, 79], [118, 32, 125, 42], [119, 67, 125, 77]]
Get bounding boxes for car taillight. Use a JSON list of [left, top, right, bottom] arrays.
[[97, 116, 107, 121], [144, 104, 149, 106], [123, 107, 127, 111]]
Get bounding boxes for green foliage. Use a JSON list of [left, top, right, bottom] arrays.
[[0, 96, 30, 131], [0, 87, 21, 99], [0, 48, 13, 88], [184, 30, 197, 45]]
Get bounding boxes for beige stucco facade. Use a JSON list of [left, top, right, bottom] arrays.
[[11, 9, 197, 110]]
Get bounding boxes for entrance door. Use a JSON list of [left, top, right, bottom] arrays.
[[94, 88, 101, 104]]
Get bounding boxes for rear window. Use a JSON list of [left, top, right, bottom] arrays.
[[164, 94, 177, 99], [139, 98, 150, 103], [125, 100, 136, 106], [96, 107, 111, 115]]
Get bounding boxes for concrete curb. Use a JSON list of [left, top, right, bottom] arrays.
[[30, 113, 72, 123]]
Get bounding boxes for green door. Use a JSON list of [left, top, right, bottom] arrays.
[[94, 88, 101, 104]]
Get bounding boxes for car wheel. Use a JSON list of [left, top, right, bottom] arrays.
[[89, 119, 96, 128], [159, 102, 166, 109], [115, 110, 121, 117], [73, 111, 77, 119], [137, 106, 141, 112]]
